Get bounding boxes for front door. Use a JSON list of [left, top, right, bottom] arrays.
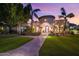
[[45, 26, 49, 33]]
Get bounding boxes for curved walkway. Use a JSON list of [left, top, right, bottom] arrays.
[[0, 33, 48, 56]]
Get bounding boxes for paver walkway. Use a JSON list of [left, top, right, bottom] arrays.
[[0, 33, 48, 56]]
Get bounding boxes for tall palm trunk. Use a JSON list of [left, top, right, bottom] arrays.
[[64, 17, 67, 33]]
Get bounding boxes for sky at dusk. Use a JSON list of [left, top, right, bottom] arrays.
[[24, 3, 79, 25]]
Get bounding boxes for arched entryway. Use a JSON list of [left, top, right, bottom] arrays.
[[45, 26, 49, 33], [40, 22, 51, 33]]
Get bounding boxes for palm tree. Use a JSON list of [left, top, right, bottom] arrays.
[[24, 3, 40, 22], [59, 7, 75, 33], [24, 3, 41, 32]]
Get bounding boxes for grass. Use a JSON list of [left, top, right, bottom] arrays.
[[39, 34, 79, 56], [0, 34, 32, 53]]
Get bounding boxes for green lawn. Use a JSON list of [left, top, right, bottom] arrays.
[[39, 35, 79, 56], [0, 35, 32, 53]]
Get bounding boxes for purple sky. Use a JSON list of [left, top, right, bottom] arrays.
[[24, 3, 79, 25]]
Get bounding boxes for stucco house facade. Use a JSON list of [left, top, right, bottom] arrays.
[[31, 15, 69, 34], [32, 15, 54, 33]]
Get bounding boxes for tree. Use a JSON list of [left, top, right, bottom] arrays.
[[0, 4, 9, 24], [24, 3, 41, 32], [0, 3, 25, 34], [24, 3, 40, 22], [59, 7, 75, 32], [0, 4, 11, 33], [16, 3, 25, 22], [23, 4, 31, 22], [0, 3, 40, 34], [16, 3, 26, 34]]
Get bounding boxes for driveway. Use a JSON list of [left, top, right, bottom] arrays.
[[0, 33, 48, 56]]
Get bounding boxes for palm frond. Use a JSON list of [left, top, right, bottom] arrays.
[[59, 15, 64, 18], [66, 13, 75, 18], [34, 13, 38, 18], [61, 7, 66, 16], [32, 9, 40, 19], [32, 9, 40, 13]]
